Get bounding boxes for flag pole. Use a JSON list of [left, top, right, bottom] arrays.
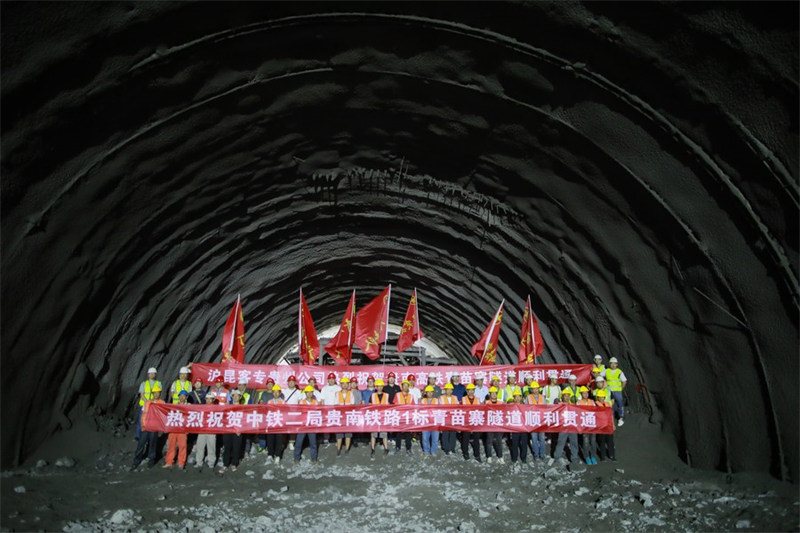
[[415, 288, 422, 362], [478, 299, 504, 365], [346, 289, 355, 365], [380, 284, 391, 368], [528, 295, 537, 364], [298, 288, 303, 368]]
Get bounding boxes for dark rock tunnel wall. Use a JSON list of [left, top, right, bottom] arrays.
[[1, 2, 797, 480]]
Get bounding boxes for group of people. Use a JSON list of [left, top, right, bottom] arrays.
[[131, 354, 627, 472]]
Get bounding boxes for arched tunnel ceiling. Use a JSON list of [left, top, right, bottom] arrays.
[[1, 3, 797, 479]]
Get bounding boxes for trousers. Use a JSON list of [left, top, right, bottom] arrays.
[[421, 431, 439, 454], [266, 434, 285, 458], [294, 433, 318, 461], [221, 434, 242, 467], [195, 434, 216, 467], [165, 433, 187, 466], [510, 433, 529, 463], [484, 432, 503, 458], [462, 432, 482, 460], [553, 432, 579, 463], [132, 431, 159, 467], [441, 431, 457, 453], [530, 432, 546, 457]]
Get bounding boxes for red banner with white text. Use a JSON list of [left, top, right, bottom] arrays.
[[189, 363, 592, 389], [143, 403, 614, 434]]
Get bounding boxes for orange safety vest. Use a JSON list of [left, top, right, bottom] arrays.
[[527, 395, 545, 405], [462, 396, 479, 405], [394, 392, 414, 405], [421, 397, 438, 405], [576, 398, 596, 406], [299, 398, 318, 406], [439, 395, 458, 405], [484, 399, 500, 405], [140, 398, 165, 428], [268, 398, 285, 405], [336, 390, 354, 405], [371, 392, 389, 405]]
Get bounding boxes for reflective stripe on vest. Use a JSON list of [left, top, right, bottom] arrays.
[[300, 398, 318, 406], [337, 390, 354, 405], [462, 396, 479, 405], [395, 392, 414, 405], [527, 395, 544, 405], [440, 395, 458, 405], [268, 398, 284, 405], [606, 368, 623, 391], [139, 380, 162, 406], [421, 398, 437, 405], [371, 393, 388, 405], [172, 380, 192, 403], [576, 398, 595, 406]]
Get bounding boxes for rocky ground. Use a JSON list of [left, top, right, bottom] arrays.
[[1, 413, 798, 532]]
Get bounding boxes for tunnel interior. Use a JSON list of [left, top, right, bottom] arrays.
[[1, 2, 797, 481]]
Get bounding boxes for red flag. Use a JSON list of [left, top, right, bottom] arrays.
[[354, 285, 391, 360], [222, 295, 245, 364], [518, 295, 544, 363], [397, 288, 424, 353], [298, 289, 321, 365], [471, 300, 504, 365], [324, 290, 357, 365]]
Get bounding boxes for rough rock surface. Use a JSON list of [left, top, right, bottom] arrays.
[[0, 2, 797, 484]]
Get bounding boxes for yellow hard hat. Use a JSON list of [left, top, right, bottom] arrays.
[[303, 385, 315, 393], [401, 380, 410, 385], [340, 377, 350, 383], [375, 379, 385, 386], [491, 376, 501, 382], [561, 388, 574, 396], [424, 385, 435, 392], [513, 387, 523, 396], [466, 383, 476, 390], [579, 386, 589, 393], [151, 385, 162, 392], [444, 383, 454, 390], [595, 389, 607, 397], [530, 381, 540, 388], [272, 385, 282, 391], [488, 386, 498, 393]]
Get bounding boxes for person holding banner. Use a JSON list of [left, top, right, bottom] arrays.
[[219, 389, 246, 473], [461, 384, 483, 462], [320, 373, 340, 405], [294, 386, 320, 465], [348, 377, 363, 449], [483, 387, 505, 464], [394, 380, 416, 455], [576, 386, 598, 465], [552, 389, 579, 464], [420, 386, 439, 457], [362, 376, 376, 405], [266, 385, 286, 464], [210, 377, 228, 404], [131, 383, 164, 470], [526, 382, 547, 460], [439, 383, 459, 455], [509, 388, 529, 464], [283, 376, 302, 451], [135, 367, 162, 441], [370, 379, 390, 458], [189, 378, 206, 405], [162, 391, 190, 469], [594, 389, 616, 461], [384, 372, 401, 403], [473, 375, 489, 402], [194, 391, 218, 470], [335, 377, 357, 456], [407, 375, 422, 403]]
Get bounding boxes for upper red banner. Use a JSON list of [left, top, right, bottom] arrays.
[[142, 402, 614, 435], [190, 363, 592, 389]]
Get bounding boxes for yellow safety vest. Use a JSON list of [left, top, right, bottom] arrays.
[[139, 380, 163, 406], [606, 368, 624, 391], [171, 380, 192, 403]]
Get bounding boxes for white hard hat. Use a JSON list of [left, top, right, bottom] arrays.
[[207, 391, 217, 398], [428, 372, 437, 378], [451, 371, 460, 376], [609, 357, 618, 363], [179, 367, 190, 374], [239, 379, 248, 385], [231, 389, 243, 396], [148, 367, 157, 374], [568, 374, 577, 381], [595, 376, 605, 382], [593, 354, 602, 360]]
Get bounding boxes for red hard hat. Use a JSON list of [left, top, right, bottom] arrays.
[[350, 376, 358, 382], [368, 375, 375, 381], [407, 374, 416, 381], [387, 372, 396, 378], [266, 378, 275, 384], [327, 372, 336, 380], [215, 377, 224, 383], [287, 375, 296, 382]]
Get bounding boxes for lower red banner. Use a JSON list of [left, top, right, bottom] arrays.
[[142, 403, 614, 435]]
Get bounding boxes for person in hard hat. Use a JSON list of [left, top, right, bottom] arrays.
[[526, 381, 546, 460], [542, 372, 561, 405], [347, 376, 363, 448], [393, 380, 416, 455], [450, 372, 467, 401], [592, 376, 613, 407], [483, 386, 504, 464], [266, 385, 286, 464], [420, 386, 439, 457], [135, 367, 162, 441], [552, 389, 579, 464], [334, 377, 357, 456], [189, 377, 206, 405], [593, 389, 616, 461], [592, 354, 606, 375], [210, 376, 229, 403], [562, 374, 579, 404], [461, 383, 482, 462], [509, 388, 529, 464], [489, 375, 502, 398], [605, 357, 627, 426], [362, 375, 376, 405], [425, 372, 442, 398], [218, 389, 246, 473], [163, 391, 190, 469], [384, 372, 401, 403], [370, 379, 390, 457], [294, 386, 320, 465], [170, 367, 193, 404], [256, 378, 276, 404], [319, 373, 339, 405], [439, 383, 459, 455], [521, 376, 535, 398], [473, 375, 489, 402], [234, 379, 257, 455], [283, 375, 302, 451], [407, 374, 422, 403], [576, 386, 598, 465], [500, 372, 518, 403], [131, 383, 164, 470], [194, 391, 218, 469]]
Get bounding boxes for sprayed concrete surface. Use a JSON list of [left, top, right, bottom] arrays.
[[1, 414, 798, 532]]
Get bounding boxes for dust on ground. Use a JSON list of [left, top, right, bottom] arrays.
[[1, 413, 798, 532]]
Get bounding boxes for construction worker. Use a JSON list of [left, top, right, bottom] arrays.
[[362, 376, 376, 404], [594, 389, 616, 461], [189, 378, 206, 404], [370, 379, 390, 457], [552, 389, 579, 464], [509, 388, 529, 464], [450, 372, 466, 401], [407, 374, 422, 403], [461, 383, 482, 462], [576, 386, 598, 465], [420, 386, 439, 457], [592, 354, 606, 375], [542, 372, 561, 405], [256, 378, 276, 404], [394, 380, 416, 455], [266, 385, 285, 464], [473, 375, 489, 402], [348, 376, 362, 448], [521, 376, 535, 398], [562, 374, 579, 404], [605, 357, 627, 426], [439, 383, 459, 455], [526, 381, 546, 460], [483, 387, 504, 464], [163, 391, 190, 469], [210, 377, 228, 403], [590, 367, 603, 391], [489, 376, 502, 399], [283, 376, 302, 452], [170, 367, 193, 404], [294, 386, 320, 465], [219, 389, 247, 473], [592, 376, 612, 407], [131, 383, 164, 470], [194, 391, 218, 469], [319, 374, 338, 405], [335, 377, 357, 456], [135, 367, 162, 440], [500, 372, 517, 403], [425, 372, 442, 398]]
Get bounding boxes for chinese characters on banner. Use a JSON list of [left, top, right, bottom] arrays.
[[143, 403, 614, 435], [190, 363, 593, 389]]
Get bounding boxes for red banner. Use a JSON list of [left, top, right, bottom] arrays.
[[221, 296, 245, 363], [518, 296, 544, 363], [189, 363, 592, 389], [324, 290, 356, 365], [396, 289, 424, 353], [143, 403, 614, 434], [298, 289, 320, 365], [471, 300, 504, 365], [354, 285, 391, 360]]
